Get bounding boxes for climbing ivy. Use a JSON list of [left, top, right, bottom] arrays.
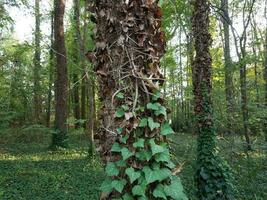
[[100, 91, 187, 199]]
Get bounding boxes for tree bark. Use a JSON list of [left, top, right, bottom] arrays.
[[72, 0, 81, 129], [192, 0, 234, 199], [33, 0, 42, 123], [221, 0, 235, 132], [52, 0, 68, 148], [46, 10, 54, 128]]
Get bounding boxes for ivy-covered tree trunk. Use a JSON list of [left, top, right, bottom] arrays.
[[33, 0, 42, 123], [88, 1, 187, 199], [52, 0, 68, 148], [192, 0, 235, 199]]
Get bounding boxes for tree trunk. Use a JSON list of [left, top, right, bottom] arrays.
[[52, 0, 68, 148], [33, 0, 42, 123], [46, 10, 54, 128], [192, 0, 235, 199], [89, 1, 187, 199], [221, 0, 235, 132], [264, 0, 267, 141], [72, 0, 81, 129]]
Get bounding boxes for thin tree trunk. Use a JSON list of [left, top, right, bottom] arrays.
[[52, 0, 68, 148], [34, 0, 42, 123], [221, 0, 235, 133], [46, 10, 54, 128], [72, 0, 81, 129], [192, 0, 235, 199], [264, 0, 267, 141]]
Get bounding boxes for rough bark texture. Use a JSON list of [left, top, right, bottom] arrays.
[[88, 1, 186, 199], [34, 0, 42, 123], [53, 0, 68, 148], [221, 0, 235, 132], [46, 10, 54, 128], [73, 0, 81, 129], [192, 0, 235, 199]]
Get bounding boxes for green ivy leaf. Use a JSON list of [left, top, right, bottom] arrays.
[[135, 151, 152, 161], [111, 142, 122, 152], [152, 90, 161, 101], [153, 184, 167, 200], [143, 166, 171, 184], [121, 105, 129, 111], [111, 179, 127, 193], [160, 123, 174, 135], [133, 138, 145, 148], [116, 92, 124, 99], [121, 147, 134, 160], [155, 105, 167, 118], [123, 193, 134, 200], [164, 176, 188, 200], [155, 149, 170, 163], [147, 103, 160, 111], [116, 107, 125, 118], [149, 139, 165, 155], [120, 135, 129, 144], [132, 184, 146, 196], [126, 167, 141, 183], [100, 178, 113, 193], [148, 117, 160, 131], [117, 127, 123, 134], [106, 162, 120, 176], [139, 118, 148, 127], [116, 160, 127, 167]]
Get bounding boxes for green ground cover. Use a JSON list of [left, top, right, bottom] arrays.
[[0, 129, 266, 200]]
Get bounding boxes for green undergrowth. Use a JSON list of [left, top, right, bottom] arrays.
[[0, 129, 266, 199]]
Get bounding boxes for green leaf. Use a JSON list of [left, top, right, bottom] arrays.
[[133, 138, 145, 148], [147, 117, 160, 131], [116, 92, 124, 99], [132, 184, 146, 196], [116, 107, 125, 118], [152, 90, 161, 101], [153, 184, 167, 199], [149, 139, 165, 155], [117, 127, 123, 134], [155, 105, 167, 118], [121, 105, 129, 111], [120, 135, 129, 144], [111, 142, 122, 152], [135, 151, 152, 161], [143, 166, 171, 184], [106, 162, 120, 176], [121, 147, 134, 160], [147, 103, 160, 111], [111, 179, 127, 193], [155, 149, 170, 162], [123, 193, 134, 200], [164, 176, 188, 200], [100, 178, 113, 193], [160, 123, 174, 136], [116, 160, 127, 167], [139, 118, 148, 127], [126, 167, 141, 183]]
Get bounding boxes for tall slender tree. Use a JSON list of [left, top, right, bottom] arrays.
[[33, 0, 42, 123], [192, 0, 235, 199], [46, 9, 54, 127], [52, 0, 68, 148], [221, 0, 235, 132]]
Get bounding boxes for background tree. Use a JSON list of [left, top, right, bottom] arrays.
[[192, 0, 235, 199], [52, 0, 68, 148]]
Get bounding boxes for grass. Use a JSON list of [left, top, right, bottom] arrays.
[[0, 129, 266, 199]]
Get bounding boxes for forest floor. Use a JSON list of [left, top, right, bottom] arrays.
[[0, 129, 266, 200]]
